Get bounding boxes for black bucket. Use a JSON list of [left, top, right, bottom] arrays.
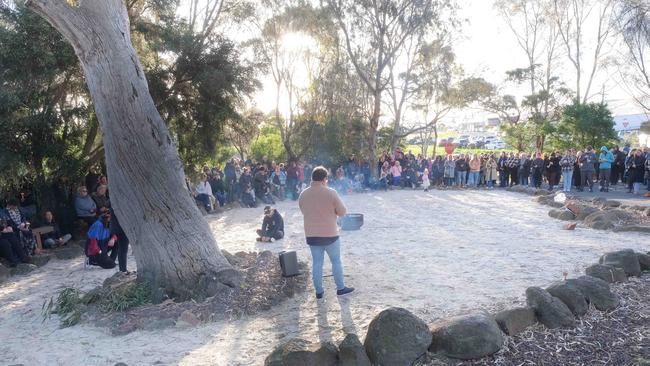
[[339, 213, 364, 231]]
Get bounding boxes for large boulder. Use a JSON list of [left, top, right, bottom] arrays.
[[599, 249, 641, 277], [546, 281, 589, 316], [30, 253, 52, 267], [53, 245, 85, 260], [548, 209, 576, 221], [601, 200, 622, 208], [574, 206, 600, 221], [566, 276, 619, 311], [10, 263, 37, 276], [525, 287, 575, 329], [364, 307, 431, 366], [429, 312, 504, 360], [494, 307, 536, 336], [638, 253, 650, 271], [265, 338, 338, 366], [583, 210, 632, 230], [338, 334, 370, 366], [585, 264, 627, 283]]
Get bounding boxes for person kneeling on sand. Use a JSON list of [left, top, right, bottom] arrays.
[[299, 166, 354, 299], [256, 206, 284, 242]]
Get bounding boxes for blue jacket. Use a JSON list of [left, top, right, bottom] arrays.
[[598, 148, 614, 170]]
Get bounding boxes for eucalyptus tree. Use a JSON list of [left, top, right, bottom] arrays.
[[614, 0, 650, 111], [25, 0, 241, 300], [327, 0, 450, 174]]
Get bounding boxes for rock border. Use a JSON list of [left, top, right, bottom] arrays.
[[265, 248, 650, 365], [505, 186, 650, 232]]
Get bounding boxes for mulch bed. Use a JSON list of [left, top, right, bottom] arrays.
[[89, 250, 309, 335], [423, 274, 650, 366]]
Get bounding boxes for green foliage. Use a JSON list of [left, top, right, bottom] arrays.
[[98, 282, 151, 313], [42, 288, 84, 328], [250, 126, 286, 162], [641, 121, 650, 134], [550, 101, 618, 150], [0, 6, 93, 198]]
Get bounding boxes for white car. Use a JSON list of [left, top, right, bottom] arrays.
[[485, 141, 506, 150]]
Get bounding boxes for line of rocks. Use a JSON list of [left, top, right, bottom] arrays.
[[265, 249, 650, 366], [0, 242, 85, 285], [505, 185, 650, 232]]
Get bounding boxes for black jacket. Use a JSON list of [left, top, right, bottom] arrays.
[[261, 211, 284, 236]]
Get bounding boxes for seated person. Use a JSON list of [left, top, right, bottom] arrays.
[[241, 184, 257, 208], [256, 206, 284, 242], [208, 173, 227, 207], [1, 199, 36, 255], [195, 174, 216, 212], [0, 219, 31, 266], [41, 211, 72, 248], [75, 186, 97, 225], [91, 184, 111, 210], [85, 209, 117, 269]]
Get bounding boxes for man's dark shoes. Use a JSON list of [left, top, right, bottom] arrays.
[[316, 292, 324, 299], [337, 287, 355, 296]]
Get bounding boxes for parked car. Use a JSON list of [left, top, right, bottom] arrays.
[[456, 138, 470, 147], [485, 141, 506, 150]]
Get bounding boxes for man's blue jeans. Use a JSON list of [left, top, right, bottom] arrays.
[[562, 170, 573, 192], [309, 239, 345, 294]]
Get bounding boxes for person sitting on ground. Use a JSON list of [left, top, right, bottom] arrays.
[[41, 211, 72, 248], [240, 183, 257, 208], [270, 164, 287, 200], [75, 186, 97, 225], [85, 208, 116, 269], [92, 184, 110, 210], [256, 206, 284, 242], [254, 167, 275, 204], [209, 173, 227, 207], [390, 160, 402, 188], [0, 219, 31, 266], [1, 199, 36, 256], [195, 174, 216, 212]]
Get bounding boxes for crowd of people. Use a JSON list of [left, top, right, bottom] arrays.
[[187, 145, 650, 213], [0, 173, 129, 272]]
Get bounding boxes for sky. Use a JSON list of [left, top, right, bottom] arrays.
[[208, 0, 646, 124]]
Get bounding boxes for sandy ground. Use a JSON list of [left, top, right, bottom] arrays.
[[1, 189, 648, 366]]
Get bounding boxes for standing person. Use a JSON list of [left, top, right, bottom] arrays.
[[224, 159, 237, 204], [518, 153, 531, 187], [531, 152, 544, 188], [298, 166, 354, 299], [497, 152, 508, 187], [443, 155, 455, 187], [546, 152, 561, 191], [579, 146, 597, 192], [468, 155, 481, 188], [598, 146, 614, 192], [455, 154, 469, 188], [506, 152, 520, 187], [390, 161, 402, 188], [611, 146, 625, 185], [286, 161, 300, 200], [110, 209, 129, 273], [422, 168, 431, 192], [628, 149, 646, 194], [559, 150, 576, 192], [485, 154, 498, 189]]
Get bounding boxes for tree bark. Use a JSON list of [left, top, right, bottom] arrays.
[[27, 0, 240, 300]]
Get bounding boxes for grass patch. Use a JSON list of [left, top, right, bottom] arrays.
[[42, 287, 84, 328], [98, 282, 151, 312], [42, 282, 152, 328]]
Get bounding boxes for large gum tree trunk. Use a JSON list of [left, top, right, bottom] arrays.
[[27, 0, 241, 299]]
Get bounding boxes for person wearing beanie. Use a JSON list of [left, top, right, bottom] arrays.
[[598, 146, 614, 192]]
